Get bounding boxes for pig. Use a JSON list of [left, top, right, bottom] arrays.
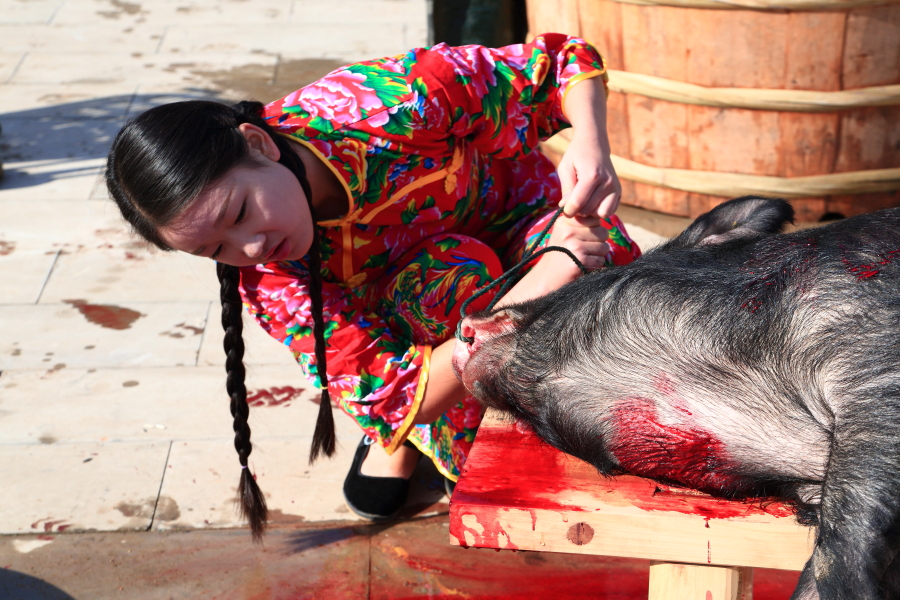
[[452, 196, 900, 600]]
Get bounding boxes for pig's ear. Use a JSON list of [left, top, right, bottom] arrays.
[[663, 196, 794, 250]]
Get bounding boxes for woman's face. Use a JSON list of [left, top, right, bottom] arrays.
[[159, 127, 314, 267]]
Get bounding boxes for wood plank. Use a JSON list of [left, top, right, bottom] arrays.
[[527, 0, 581, 37], [620, 4, 691, 215], [649, 563, 753, 600], [450, 410, 814, 570]]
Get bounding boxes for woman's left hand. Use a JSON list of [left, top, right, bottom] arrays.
[[556, 131, 622, 219]]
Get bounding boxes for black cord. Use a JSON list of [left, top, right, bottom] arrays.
[[455, 207, 586, 344]]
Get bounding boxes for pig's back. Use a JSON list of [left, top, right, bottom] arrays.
[[529, 209, 900, 498]]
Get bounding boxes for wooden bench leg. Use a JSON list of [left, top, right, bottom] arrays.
[[648, 562, 753, 600]]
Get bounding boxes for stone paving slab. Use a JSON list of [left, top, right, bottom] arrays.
[[0, 162, 101, 202], [11, 50, 279, 87], [51, 0, 295, 26], [158, 437, 359, 529], [158, 436, 450, 531], [198, 299, 304, 367], [0, 200, 133, 251], [0, 440, 171, 534], [0, 301, 210, 370], [159, 23, 417, 60], [0, 0, 62, 25], [292, 0, 429, 28], [0, 83, 139, 119], [371, 518, 654, 598], [0, 365, 357, 444], [0, 53, 25, 84], [0, 249, 57, 304], [1, 23, 166, 54], [39, 247, 220, 304], [0, 520, 802, 600]]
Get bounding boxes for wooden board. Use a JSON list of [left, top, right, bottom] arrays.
[[449, 409, 814, 571]]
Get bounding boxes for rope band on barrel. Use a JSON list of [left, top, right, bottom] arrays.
[[607, 70, 900, 112], [542, 137, 900, 198], [605, 0, 900, 11]]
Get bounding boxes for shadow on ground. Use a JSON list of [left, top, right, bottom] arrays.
[[0, 569, 77, 600]]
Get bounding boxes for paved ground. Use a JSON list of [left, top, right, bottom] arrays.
[[0, 1, 800, 597]]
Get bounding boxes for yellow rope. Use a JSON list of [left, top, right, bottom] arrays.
[[542, 135, 900, 198], [607, 70, 900, 112]]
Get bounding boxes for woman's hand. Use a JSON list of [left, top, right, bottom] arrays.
[[557, 76, 622, 218], [544, 213, 611, 274], [557, 130, 622, 218]]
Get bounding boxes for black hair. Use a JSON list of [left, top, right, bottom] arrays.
[[106, 100, 336, 540]]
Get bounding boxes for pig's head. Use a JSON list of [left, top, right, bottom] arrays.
[[452, 195, 795, 418], [452, 306, 529, 411]]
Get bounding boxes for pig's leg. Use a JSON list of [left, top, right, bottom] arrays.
[[810, 395, 900, 599], [791, 561, 820, 600]]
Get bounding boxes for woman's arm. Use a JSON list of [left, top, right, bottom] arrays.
[[414, 78, 627, 421], [557, 76, 622, 219], [413, 337, 467, 424]]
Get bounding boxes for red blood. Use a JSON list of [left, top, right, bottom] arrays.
[[609, 397, 750, 496], [246, 386, 306, 408], [452, 414, 796, 553]]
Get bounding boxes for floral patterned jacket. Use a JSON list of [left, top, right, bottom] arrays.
[[238, 33, 617, 477]]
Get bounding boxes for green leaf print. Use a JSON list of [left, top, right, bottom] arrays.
[[381, 108, 414, 139], [377, 336, 414, 360], [401, 199, 418, 225], [411, 77, 428, 100], [361, 249, 391, 271], [359, 158, 394, 207], [307, 116, 335, 134], [481, 63, 515, 138], [354, 413, 393, 441], [344, 64, 409, 106], [607, 226, 631, 251], [434, 237, 461, 252], [358, 369, 386, 399]]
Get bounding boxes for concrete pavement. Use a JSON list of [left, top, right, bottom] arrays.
[[0, 1, 683, 597]]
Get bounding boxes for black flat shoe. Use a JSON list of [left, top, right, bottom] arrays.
[[343, 436, 411, 522]]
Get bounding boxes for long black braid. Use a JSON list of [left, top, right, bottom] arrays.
[[107, 99, 338, 540], [220, 102, 337, 538]]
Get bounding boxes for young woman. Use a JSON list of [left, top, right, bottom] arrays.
[[106, 33, 641, 539]]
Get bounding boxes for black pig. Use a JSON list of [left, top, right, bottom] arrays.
[[452, 196, 900, 600]]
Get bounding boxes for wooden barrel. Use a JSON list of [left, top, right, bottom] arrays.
[[531, 0, 900, 221]]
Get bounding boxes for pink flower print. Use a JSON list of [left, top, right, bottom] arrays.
[[434, 43, 497, 99], [411, 206, 442, 224], [284, 71, 384, 125], [499, 43, 529, 69]]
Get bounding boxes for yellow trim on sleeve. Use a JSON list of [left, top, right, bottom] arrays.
[[560, 69, 610, 122], [385, 344, 432, 455]]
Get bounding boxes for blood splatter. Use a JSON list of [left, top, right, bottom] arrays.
[[452, 411, 795, 550], [247, 386, 307, 408], [63, 299, 143, 330], [840, 246, 900, 280]]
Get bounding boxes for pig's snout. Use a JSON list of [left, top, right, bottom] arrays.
[[458, 320, 486, 354], [451, 318, 479, 381], [452, 311, 519, 406]]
